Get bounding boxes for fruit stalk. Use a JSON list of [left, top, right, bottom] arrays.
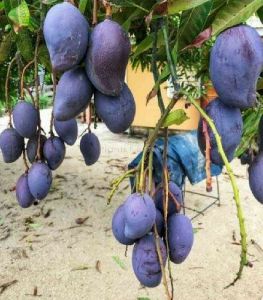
[[203, 120, 212, 192], [185, 92, 248, 286], [162, 128, 174, 299], [103, 0, 112, 18], [20, 60, 34, 101], [92, 0, 98, 26], [49, 70, 56, 136], [107, 169, 136, 204], [34, 31, 41, 160], [148, 149, 171, 300], [162, 18, 248, 286], [5, 57, 16, 127], [22, 147, 29, 171], [151, 21, 165, 114], [138, 96, 179, 192]]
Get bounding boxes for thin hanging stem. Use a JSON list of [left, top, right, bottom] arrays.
[[203, 120, 212, 192], [22, 147, 29, 172], [20, 60, 34, 100], [162, 128, 174, 299], [138, 96, 180, 192], [34, 32, 41, 160], [152, 20, 165, 114], [92, 0, 98, 26], [103, 0, 112, 18], [162, 21, 177, 85], [49, 70, 56, 136], [87, 104, 92, 132], [185, 93, 248, 287], [148, 149, 154, 194], [150, 149, 171, 300], [162, 16, 248, 287], [107, 169, 136, 204], [5, 57, 16, 127]]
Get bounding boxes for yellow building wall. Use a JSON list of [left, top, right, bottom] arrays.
[[126, 64, 200, 131]]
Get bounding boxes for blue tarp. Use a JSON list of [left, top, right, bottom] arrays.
[[128, 131, 222, 190]]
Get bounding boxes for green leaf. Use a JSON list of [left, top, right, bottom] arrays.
[[257, 78, 263, 90], [212, 0, 263, 36], [133, 29, 162, 57], [0, 2, 4, 10], [122, 8, 141, 32], [168, 0, 210, 14], [257, 6, 263, 23], [79, 0, 88, 14], [178, 1, 213, 49], [8, 0, 30, 27], [0, 31, 14, 64], [16, 28, 34, 61], [112, 256, 127, 270], [163, 109, 189, 127]]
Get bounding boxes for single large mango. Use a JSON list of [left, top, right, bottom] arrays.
[[85, 19, 131, 96], [43, 2, 89, 72], [210, 25, 263, 109]]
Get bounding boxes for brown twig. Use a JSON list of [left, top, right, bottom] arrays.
[[20, 60, 34, 100], [0, 280, 18, 295], [49, 70, 56, 136], [203, 120, 212, 192], [22, 147, 29, 172], [87, 104, 92, 132], [103, 0, 112, 18], [148, 146, 171, 300], [24, 86, 35, 105], [153, 226, 171, 300], [92, 0, 98, 26], [168, 190, 181, 212], [162, 128, 174, 299], [34, 32, 41, 160], [5, 57, 16, 127]]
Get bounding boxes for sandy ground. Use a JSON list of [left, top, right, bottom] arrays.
[[0, 108, 262, 300]]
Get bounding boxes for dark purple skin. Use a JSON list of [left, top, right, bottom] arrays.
[[80, 132, 101, 166], [248, 153, 263, 204], [210, 25, 263, 109], [43, 136, 66, 170], [54, 67, 93, 121], [54, 118, 78, 146], [85, 19, 131, 96], [153, 209, 164, 237], [154, 181, 183, 217], [28, 162, 52, 200], [13, 101, 38, 138], [197, 98, 243, 166], [94, 83, 136, 134], [124, 193, 156, 240], [16, 173, 35, 208], [26, 134, 47, 164], [112, 204, 136, 245], [43, 2, 89, 72], [168, 214, 194, 264], [132, 234, 167, 288], [0, 128, 24, 163]]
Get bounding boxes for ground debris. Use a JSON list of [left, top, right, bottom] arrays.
[[0, 279, 18, 295], [25, 286, 42, 297], [75, 216, 89, 225], [0, 224, 10, 240], [96, 260, 102, 273], [71, 265, 91, 271]]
